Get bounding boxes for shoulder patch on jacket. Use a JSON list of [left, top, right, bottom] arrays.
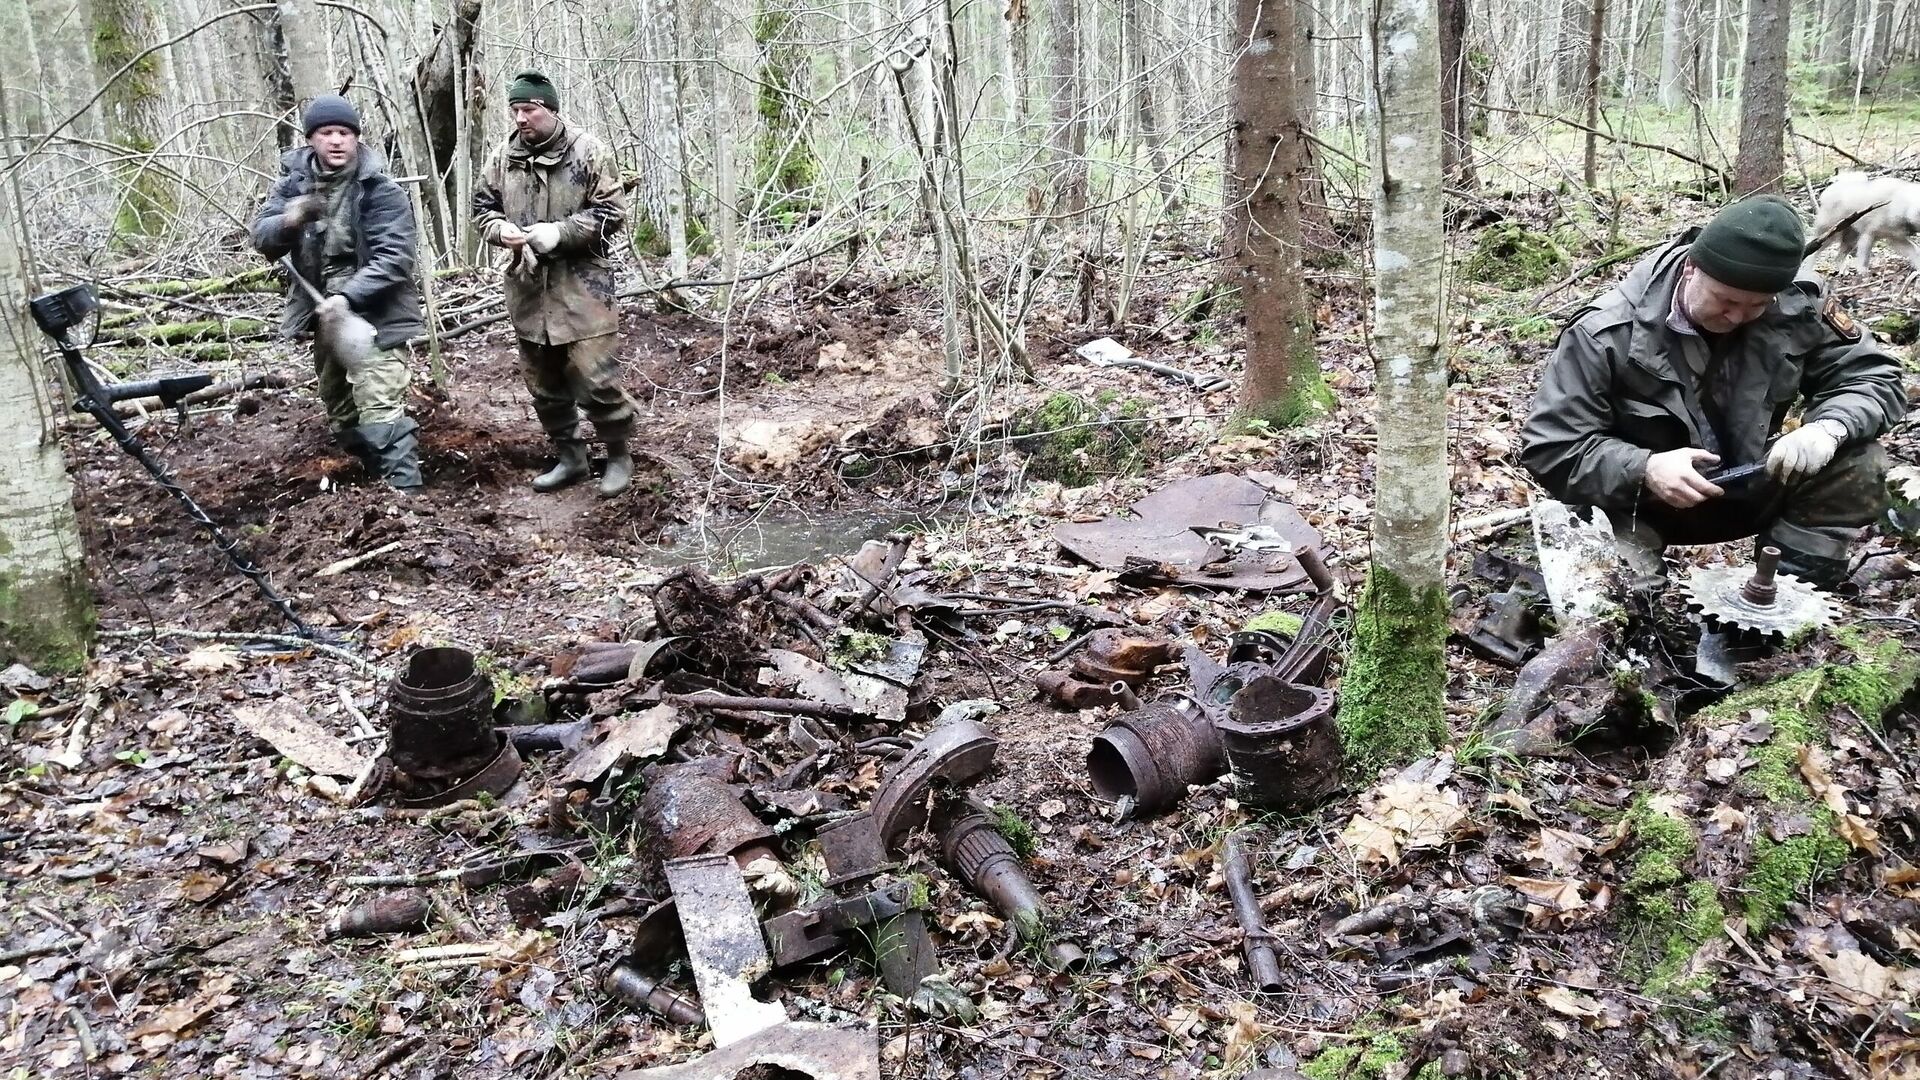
[[1823, 296, 1862, 341]]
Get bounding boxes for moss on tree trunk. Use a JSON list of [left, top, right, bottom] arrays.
[[1339, 565, 1449, 770]]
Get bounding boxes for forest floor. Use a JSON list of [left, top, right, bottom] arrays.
[[5, 171, 1920, 1080]]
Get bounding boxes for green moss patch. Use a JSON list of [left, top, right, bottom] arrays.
[[1243, 610, 1305, 638], [1012, 392, 1147, 487], [1871, 312, 1916, 345], [1340, 567, 1449, 771], [1302, 1029, 1406, 1080], [1463, 222, 1570, 290]]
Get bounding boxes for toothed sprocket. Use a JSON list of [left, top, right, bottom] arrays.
[[1680, 560, 1837, 642]]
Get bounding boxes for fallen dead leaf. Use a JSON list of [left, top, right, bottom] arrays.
[[1521, 827, 1597, 875], [233, 700, 366, 778], [177, 870, 228, 903], [1506, 876, 1590, 925], [559, 705, 686, 785], [1221, 1001, 1265, 1068], [1799, 744, 1882, 855], [1707, 804, 1749, 833], [181, 646, 243, 674], [1037, 799, 1067, 819], [1536, 985, 1606, 1021], [134, 974, 236, 1037], [1341, 767, 1468, 866]]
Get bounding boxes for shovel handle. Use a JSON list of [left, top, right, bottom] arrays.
[[278, 255, 328, 305]]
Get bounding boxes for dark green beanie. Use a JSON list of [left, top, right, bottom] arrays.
[[507, 70, 560, 113], [1688, 196, 1806, 294]]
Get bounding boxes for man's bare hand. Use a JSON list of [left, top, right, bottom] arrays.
[[281, 194, 325, 228], [1644, 448, 1724, 509], [496, 223, 528, 248]]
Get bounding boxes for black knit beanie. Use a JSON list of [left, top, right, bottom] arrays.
[[1688, 196, 1806, 294], [301, 95, 362, 136], [508, 71, 560, 113]]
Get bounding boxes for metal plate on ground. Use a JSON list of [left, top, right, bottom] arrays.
[[663, 854, 787, 1046]]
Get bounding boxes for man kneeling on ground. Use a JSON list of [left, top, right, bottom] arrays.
[[1519, 195, 1907, 587]]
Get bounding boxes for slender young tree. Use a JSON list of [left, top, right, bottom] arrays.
[[1438, 0, 1475, 186], [1229, 0, 1329, 426], [275, 0, 329, 103], [1581, 0, 1608, 188], [1342, 0, 1451, 769], [0, 90, 92, 671]]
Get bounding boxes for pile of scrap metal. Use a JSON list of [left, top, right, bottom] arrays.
[[1044, 543, 1347, 818]]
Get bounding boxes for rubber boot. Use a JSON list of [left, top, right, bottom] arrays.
[[1771, 544, 1850, 591], [533, 441, 591, 493], [333, 426, 377, 474], [599, 441, 633, 498], [357, 419, 424, 493]]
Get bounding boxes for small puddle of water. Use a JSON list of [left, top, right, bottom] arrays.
[[636, 505, 956, 573]]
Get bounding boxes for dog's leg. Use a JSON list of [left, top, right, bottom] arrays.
[[1854, 230, 1876, 275]]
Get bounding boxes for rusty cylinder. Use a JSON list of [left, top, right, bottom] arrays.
[[942, 813, 1046, 942], [1087, 702, 1225, 814], [603, 963, 706, 1026]]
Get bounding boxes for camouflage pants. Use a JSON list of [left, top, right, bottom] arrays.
[[315, 342, 411, 430], [516, 334, 634, 444], [1616, 441, 1891, 561]]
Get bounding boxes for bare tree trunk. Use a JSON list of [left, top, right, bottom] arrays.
[[1582, 0, 1608, 187], [90, 0, 175, 238], [1439, 0, 1476, 186], [1733, 0, 1789, 194], [639, 0, 690, 282], [412, 0, 482, 250], [1556, 0, 1589, 102], [1047, 0, 1086, 218], [1296, 0, 1332, 230], [1230, 0, 1326, 426], [1009, 0, 1032, 132], [276, 0, 329, 103], [1657, 0, 1691, 105], [1344, 0, 1450, 769], [1125, 0, 1179, 212], [0, 88, 93, 672]]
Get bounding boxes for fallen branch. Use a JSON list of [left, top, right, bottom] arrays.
[[0, 936, 84, 964], [96, 627, 385, 678], [315, 540, 408, 579], [1787, 125, 1878, 170], [1474, 100, 1727, 181], [1532, 242, 1658, 308], [352, 1035, 424, 1080], [1452, 506, 1532, 540], [662, 692, 864, 720], [848, 533, 913, 622], [112, 373, 293, 417]]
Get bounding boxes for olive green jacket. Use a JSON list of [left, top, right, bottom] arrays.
[[1519, 230, 1906, 513], [472, 122, 628, 345]]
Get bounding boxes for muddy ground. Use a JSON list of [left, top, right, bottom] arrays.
[[5, 194, 1920, 1080]]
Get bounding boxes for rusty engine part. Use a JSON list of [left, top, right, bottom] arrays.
[[866, 720, 998, 852], [941, 812, 1047, 943], [388, 647, 498, 780], [1052, 473, 1329, 593], [1087, 702, 1225, 814], [1044, 941, 1091, 973], [641, 757, 780, 870], [1037, 629, 1178, 710], [762, 879, 921, 967], [326, 891, 432, 938], [397, 737, 524, 810], [1464, 590, 1543, 668], [1217, 675, 1342, 810], [503, 863, 588, 927], [1487, 622, 1612, 754], [1682, 546, 1837, 643], [604, 962, 706, 1027], [664, 853, 789, 1046], [615, 1020, 879, 1080], [1221, 830, 1283, 993]]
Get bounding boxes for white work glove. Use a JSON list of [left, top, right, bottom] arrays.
[[315, 294, 350, 319], [281, 194, 325, 228], [525, 221, 563, 254], [1766, 420, 1844, 484], [1643, 447, 1723, 509]]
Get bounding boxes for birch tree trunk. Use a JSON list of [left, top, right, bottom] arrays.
[[1657, 0, 1691, 106], [1047, 0, 1086, 219], [1343, 0, 1450, 770], [1732, 0, 1789, 195], [0, 92, 93, 672], [1229, 0, 1327, 426], [276, 0, 330, 103]]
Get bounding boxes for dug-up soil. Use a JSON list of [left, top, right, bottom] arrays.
[[5, 210, 1920, 1080]]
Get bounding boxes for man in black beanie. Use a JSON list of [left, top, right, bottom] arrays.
[[1519, 196, 1906, 586], [250, 94, 426, 493]]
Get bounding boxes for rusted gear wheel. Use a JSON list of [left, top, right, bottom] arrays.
[[1680, 547, 1838, 643]]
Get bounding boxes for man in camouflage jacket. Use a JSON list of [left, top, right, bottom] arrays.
[[1520, 196, 1907, 586], [251, 95, 425, 492], [472, 71, 636, 497]]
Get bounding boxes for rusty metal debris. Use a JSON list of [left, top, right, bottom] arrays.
[[941, 812, 1047, 943], [397, 735, 524, 810], [663, 853, 788, 1046], [1682, 546, 1838, 643], [1088, 702, 1224, 814], [642, 757, 780, 869], [1053, 473, 1328, 593], [388, 646, 497, 780], [1037, 629, 1177, 710], [1217, 675, 1342, 810], [867, 719, 998, 851], [326, 891, 432, 938], [603, 962, 706, 1027], [763, 879, 921, 967], [1221, 830, 1282, 993], [616, 1020, 878, 1080], [1464, 590, 1543, 668], [1487, 623, 1612, 755]]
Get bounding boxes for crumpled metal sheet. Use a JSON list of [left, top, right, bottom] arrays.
[[1053, 473, 1326, 593], [616, 1020, 878, 1080]]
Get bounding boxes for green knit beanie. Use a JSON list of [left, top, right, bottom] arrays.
[[507, 70, 560, 113], [1688, 196, 1806, 294]]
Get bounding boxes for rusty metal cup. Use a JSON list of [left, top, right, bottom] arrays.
[[388, 646, 496, 778], [1216, 675, 1342, 810], [1087, 702, 1225, 814]]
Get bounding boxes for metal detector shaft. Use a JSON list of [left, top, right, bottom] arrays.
[[59, 343, 318, 639], [279, 255, 327, 304]]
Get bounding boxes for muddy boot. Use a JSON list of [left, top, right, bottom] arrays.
[[1773, 545, 1850, 590], [333, 426, 377, 474], [599, 441, 633, 498], [533, 441, 590, 493], [357, 420, 424, 493]]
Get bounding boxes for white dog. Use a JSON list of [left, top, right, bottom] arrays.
[[1808, 171, 1920, 276]]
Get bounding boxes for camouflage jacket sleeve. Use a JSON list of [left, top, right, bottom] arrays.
[[1796, 288, 1908, 443], [337, 176, 418, 313], [471, 146, 509, 245], [250, 169, 304, 260], [1517, 313, 1654, 513], [553, 135, 628, 255]]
